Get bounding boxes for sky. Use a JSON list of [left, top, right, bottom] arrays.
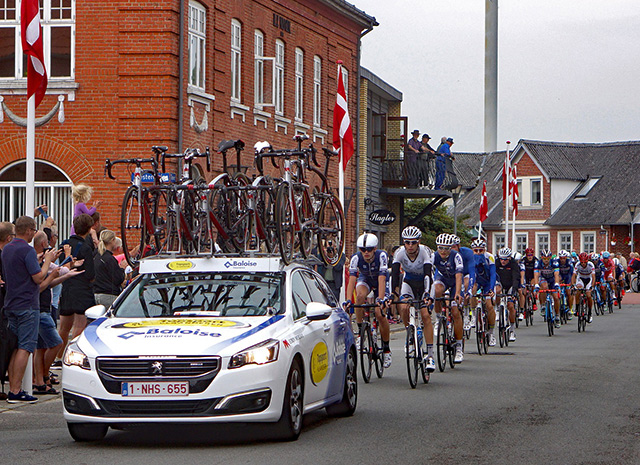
[[359, 0, 640, 153]]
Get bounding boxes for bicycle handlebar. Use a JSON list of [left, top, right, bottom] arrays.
[[104, 157, 158, 181]]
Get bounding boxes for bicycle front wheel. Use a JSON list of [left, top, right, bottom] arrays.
[[121, 185, 146, 267], [405, 327, 418, 389], [317, 194, 345, 267], [276, 182, 295, 264], [359, 325, 373, 383], [498, 306, 506, 348], [547, 305, 554, 336], [436, 318, 447, 372]]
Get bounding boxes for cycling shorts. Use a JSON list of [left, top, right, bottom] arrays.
[[575, 277, 592, 290], [400, 280, 425, 301]]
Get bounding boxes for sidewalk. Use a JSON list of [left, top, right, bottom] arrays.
[[0, 391, 60, 413]]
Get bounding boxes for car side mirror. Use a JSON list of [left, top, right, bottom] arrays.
[[306, 302, 333, 321], [85, 304, 107, 320]]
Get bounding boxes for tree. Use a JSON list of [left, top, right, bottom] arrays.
[[404, 199, 474, 249]]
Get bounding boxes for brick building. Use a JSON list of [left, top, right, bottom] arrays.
[[0, 0, 376, 241]]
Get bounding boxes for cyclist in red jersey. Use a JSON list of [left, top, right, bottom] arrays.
[[601, 251, 618, 304]]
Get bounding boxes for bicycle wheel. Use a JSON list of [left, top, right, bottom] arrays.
[[317, 194, 345, 267], [546, 303, 554, 337], [607, 288, 614, 314], [498, 305, 506, 348], [255, 178, 278, 253], [276, 182, 295, 265], [475, 311, 484, 356], [374, 338, 384, 379], [447, 321, 455, 369], [148, 187, 169, 254], [504, 308, 510, 348], [631, 275, 640, 293], [577, 299, 583, 333], [359, 325, 373, 383], [295, 187, 315, 260], [419, 342, 429, 384], [209, 177, 240, 253], [405, 327, 418, 389], [527, 294, 534, 326], [436, 318, 447, 372], [121, 185, 146, 267]]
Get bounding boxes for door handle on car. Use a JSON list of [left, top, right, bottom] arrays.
[[323, 324, 331, 333]]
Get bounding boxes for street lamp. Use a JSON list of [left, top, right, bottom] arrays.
[[628, 203, 637, 253], [452, 185, 463, 236]]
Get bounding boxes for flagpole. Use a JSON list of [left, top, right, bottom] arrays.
[[512, 206, 516, 252], [26, 95, 36, 217], [504, 141, 511, 248]]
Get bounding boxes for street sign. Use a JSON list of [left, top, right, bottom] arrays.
[[369, 209, 396, 226], [132, 172, 177, 183]]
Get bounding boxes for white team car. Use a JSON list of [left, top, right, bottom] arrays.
[[62, 256, 357, 442]]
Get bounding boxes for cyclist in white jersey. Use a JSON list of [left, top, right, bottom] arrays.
[[572, 252, 595, 323], [391, 226, 435, 372]]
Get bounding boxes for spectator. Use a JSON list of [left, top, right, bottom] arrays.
[[406, 129, 422, 188], [420, 134, 436, 188], [436, 137, 454, 190], [2, 216, 58, 403], [89, 211, 105, 249], [316, 242, 346, 302], [615, 252, 627, 270], [70, 184, 102, 236], [0, 222, 16, 400], [32, 231, 81, 395], [94, 230, 127, 309], [57, 214, 96, 361], [42, 226, 62, 322]]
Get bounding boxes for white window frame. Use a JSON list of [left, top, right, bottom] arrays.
[[188, 1, 206, 90], [558, 231, 572, 252], [231, 19, 242, 102], [536, 232, 550, 256], [516, 233, 528, 256], [493, 233, 505, 255], [0, 0, 76, 83], [531, 178, 542, 206], [313, 55, 321, 127], [254, 29, 264, 106], [294, 47, 303, 122], [581, 232, 596, 254], [274, 39, 284, 115]]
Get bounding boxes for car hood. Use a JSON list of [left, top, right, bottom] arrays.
[[79, 315, 286, 357]]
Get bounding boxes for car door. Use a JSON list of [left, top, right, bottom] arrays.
[[289, 269, 333, 405]]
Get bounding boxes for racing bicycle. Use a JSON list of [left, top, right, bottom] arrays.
[[352, 303, 385, 383], [403, 298, 430, 388], [435, 296, 459, 371]]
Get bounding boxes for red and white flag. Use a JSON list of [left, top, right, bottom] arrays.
[[511, 164, 519, 216], [333, 64, 354, 170], [479, 180, 488, 222], [502, 151, 510, 201], [21, 0, 47, 108]]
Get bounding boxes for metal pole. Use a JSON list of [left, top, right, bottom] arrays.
[[632, 222, 635, 254], [484, 0, 498, 153], [453, 194, 458, 235]]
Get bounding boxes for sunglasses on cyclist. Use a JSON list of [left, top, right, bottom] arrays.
[[437, 246, 451, 251], [473, 248, 485, 253], [404, 240, 419, 245], [359, 247, 375, 253]]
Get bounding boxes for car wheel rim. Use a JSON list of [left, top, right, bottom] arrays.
[[289, 369, 302, 431], [346, 351, 357, 407]]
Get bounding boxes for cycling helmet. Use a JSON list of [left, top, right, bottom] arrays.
[[558, 249, 571, 258], [435, 233, 455, 246], [451, 235, 461, 245], [571, 251, 578, 258], [578, 252, 590, 263], [498, 247, 512, 259], [357, 233, 378, 249], [401, 226, 422, 241], [602, 251, 611, 259], [591, 252, 600, 260], [470, 238, 487, 249], [540, 249, 552, 257], [525, 247, 535, 255], [514, 252, 522, 261]]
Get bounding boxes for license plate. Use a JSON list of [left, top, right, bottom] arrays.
[[121, 381, 189, 397]]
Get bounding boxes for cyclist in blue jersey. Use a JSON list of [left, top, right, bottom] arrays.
[[557, 249, 575, 318], [344, 233, 392, 368], [469, 238, 498, 346], [534, 249, 561, 328], [451, 235, 475, 329], [432, 233, 465, 363]]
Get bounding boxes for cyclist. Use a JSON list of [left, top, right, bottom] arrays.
[[613, 255, 626, 302], [591, 252, 605, 307], [391, 226, 435, 372], [572, 252, 595, 323], [557, 249, 575, 318], [451, 235, 476, 330], [495, 247, 520, 342], [601, 251, 618, 306], [534, 249, 561, 328], [432, 233, 465, 363], [344, 233, 392, 368], [519, 247, 538, 319], [469, 238, 498, 346]]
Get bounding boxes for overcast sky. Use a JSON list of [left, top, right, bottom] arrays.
[[359, 0, 640, 153]]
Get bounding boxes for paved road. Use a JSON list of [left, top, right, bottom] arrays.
[[1, 304, 639, 465]]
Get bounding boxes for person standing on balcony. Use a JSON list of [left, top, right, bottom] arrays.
[[436, 137, 454, 190], [420, 134, 436, 188], [406, 129, 422, 188]]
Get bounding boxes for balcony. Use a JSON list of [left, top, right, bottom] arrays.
[[381, 155, 459, 192]]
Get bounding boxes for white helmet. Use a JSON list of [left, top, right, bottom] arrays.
[[558, 249, 571, 258], [435, 233, 455, 246], [471, 238, 487, 249], [451, 235, 461, 245], [498, 247, 512, 259], [402, 226, 422, 241], [357, 233, 378, 249]]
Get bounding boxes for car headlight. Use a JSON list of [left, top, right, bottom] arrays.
[[228, 339, 279, 369], [63, 342, 91, 370]]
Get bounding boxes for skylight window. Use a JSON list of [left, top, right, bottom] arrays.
[[575, 177, 600, 198]]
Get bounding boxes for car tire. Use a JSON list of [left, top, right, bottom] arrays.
[[274, 358, 304, 441], [326, 347, 357, 417], [67, 422, 108, 442]]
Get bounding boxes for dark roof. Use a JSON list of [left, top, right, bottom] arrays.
[[453, 152, 488, 188], [321, 0, 378, 29]]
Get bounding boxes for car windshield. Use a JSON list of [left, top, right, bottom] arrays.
[[113, 272, 282, 318]]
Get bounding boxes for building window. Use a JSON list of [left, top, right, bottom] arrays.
[[536, 233, 550, 255], [516, 180, 522, 205], [294, 48, 303, 122], [531, 179, 542, 206], [516, 233, 528, 256], [0, 0, 75, 81], [582, 232, 595, 254], [494, 233, 505, 255], [188, 2, 206, 90], [254, 29, 264, 106], [559, 232, 572, 252], [313, 55, 321, 126], [231, 19, 242, 101], [274, 39, 284, 115]]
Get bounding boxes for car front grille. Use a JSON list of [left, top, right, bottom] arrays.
[[97, 398, 222, 417]]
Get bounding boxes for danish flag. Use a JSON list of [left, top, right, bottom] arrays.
[[332, 63, 354, 170], [479, 180, 488, 223], [21, 0, 47, 108], [511, 164, 519, 216]]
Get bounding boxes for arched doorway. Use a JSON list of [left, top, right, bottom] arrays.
[[0, 160, 73, 239]]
